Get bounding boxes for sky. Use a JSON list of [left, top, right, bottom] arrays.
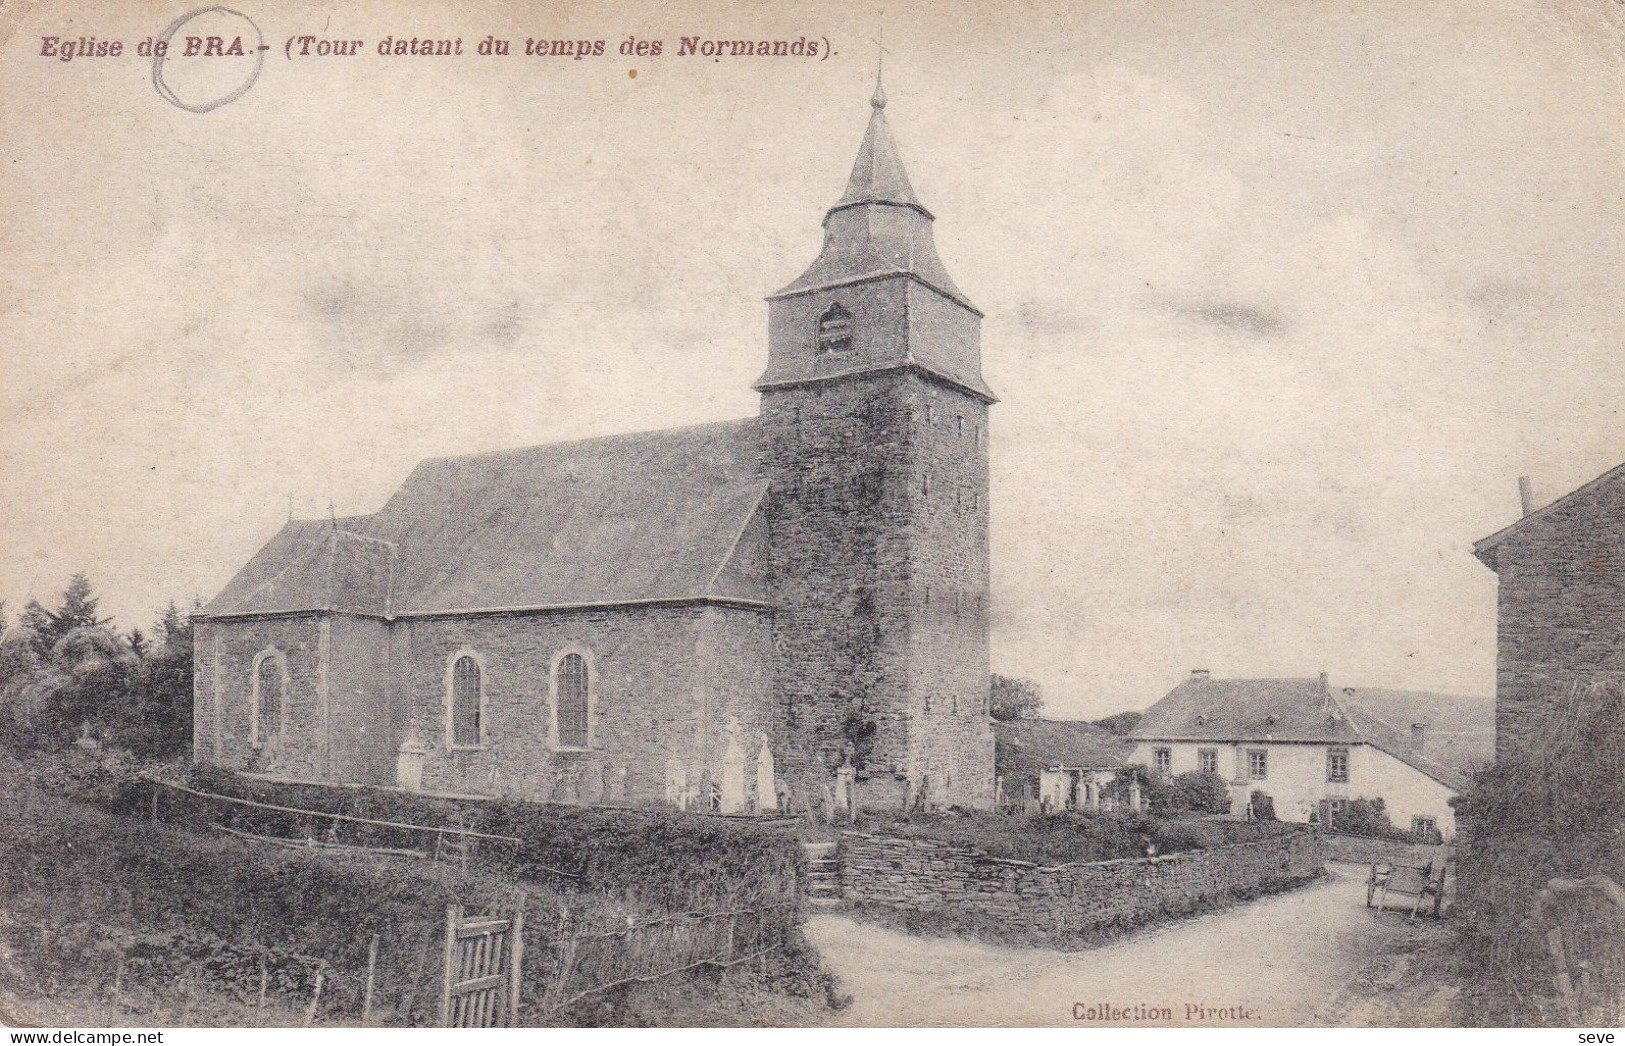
[[2, 0, 1621, 719]]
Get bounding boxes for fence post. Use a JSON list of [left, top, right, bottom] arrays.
[[508, 893, 526, 1027], [303, 966, 324, 1027], [439, 904, 461, 1027], [547, 908, 576, 1012], [362, 933, 379, 1023]]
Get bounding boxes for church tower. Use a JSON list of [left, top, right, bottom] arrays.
[[758, 77, 995, 810]]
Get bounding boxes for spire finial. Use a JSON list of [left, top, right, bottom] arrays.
[[871, 20, 888, 110]]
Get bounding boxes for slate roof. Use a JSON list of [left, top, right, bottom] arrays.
[[771, 90, 977, 315], [1473, 459, 1625, 571], [200, 419, 770, 619], [994, 718, 1132, 778], [1131, 677, 1362, 745], [1131, 675, 1469, 791], [1335, 686, 1494, 772]]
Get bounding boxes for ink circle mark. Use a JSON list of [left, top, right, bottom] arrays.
[[151, 6, 265, 113]]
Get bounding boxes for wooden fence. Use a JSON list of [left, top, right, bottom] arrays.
[[534, 901, 797, 1017], [142, 773, 527, 869]]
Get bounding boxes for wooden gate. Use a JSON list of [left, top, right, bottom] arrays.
[[439, 901, 524, 1027]]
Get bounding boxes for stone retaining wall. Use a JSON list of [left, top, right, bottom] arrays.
[[1323, 832, 1441, 867], [838, 827, 1325, 946]]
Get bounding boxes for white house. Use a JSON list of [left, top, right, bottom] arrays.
[[1128, 671, 1468, 839]]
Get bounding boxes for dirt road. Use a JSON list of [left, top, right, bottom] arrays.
[[804, 863, 1455, 1027]]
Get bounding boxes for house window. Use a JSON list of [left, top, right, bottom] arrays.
[[1153, 747, 1172, 774], [1197, 748, 1218, 774], [1411, 816, 1439, 841], [447, 651, 484, 748], [1247, 749, 1268, 780], [1327, 747, 1349, 783], [554, 650, 591, 749], [816, 303, 854, 353], [251, 651, 285, 748]]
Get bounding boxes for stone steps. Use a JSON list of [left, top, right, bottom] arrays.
[[803, 841, 844, 905]]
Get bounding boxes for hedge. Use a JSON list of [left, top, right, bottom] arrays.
[[857, 808, 1293, 865]]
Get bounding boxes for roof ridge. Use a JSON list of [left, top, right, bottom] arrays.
[[417, 417, 759, 467]]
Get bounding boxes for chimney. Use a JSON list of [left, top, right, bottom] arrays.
[[1319, 671, 1329, 693], [1411, 723, 1425, 750], [1190, 669, 1210, 681], [1518, 475, 1535, 517]]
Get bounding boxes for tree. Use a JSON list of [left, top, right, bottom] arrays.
[[1091, 710, 1143, 736], [155, 600, 195, 651], [989, 674, 1043, 721], [22, 574, 111, 658]]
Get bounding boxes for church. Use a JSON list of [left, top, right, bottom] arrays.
[[192, 78, 997, 813]]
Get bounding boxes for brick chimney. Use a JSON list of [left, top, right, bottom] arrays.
[[1518, 475, 1535, 517], [1190, 669, 1211, 681]]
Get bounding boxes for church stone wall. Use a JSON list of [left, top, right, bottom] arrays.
[[192, 614, 328, 781], [1490, 475, 1625, 759], [396, 603, 774, 808]]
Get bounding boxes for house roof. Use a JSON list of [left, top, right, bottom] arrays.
[[1131, 676, 1363, 745], [1473, 459, 1625, 571], [994, 718, 1132, 778], [1335, 686, 1494, 772], [200, 419, 771, 620], [1131, 674, 1470, 791]]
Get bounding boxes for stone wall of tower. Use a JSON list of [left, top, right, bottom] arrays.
[[902, 376, 995, 810], [762, 366, 994, 810], [762, 375, 914, 793]]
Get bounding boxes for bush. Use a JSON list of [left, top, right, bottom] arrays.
[[4, 757, 834, 1026], [1317, 797, 1415, 841], [0, 770, 582, 1024], [1153, 771, 1232, 815], [1249, 790, 1276, 821], [858, 808, 1293, 865], [1450, 682, 1625, 1026], [120, 765, 805, 928]]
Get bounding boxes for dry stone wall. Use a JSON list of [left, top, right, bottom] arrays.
[[838, 828, 1325, 946]]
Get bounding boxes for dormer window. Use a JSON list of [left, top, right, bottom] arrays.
[[816, 303, 854, 353]]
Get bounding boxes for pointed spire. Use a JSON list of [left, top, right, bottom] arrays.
[[833, 70, 922, 214]]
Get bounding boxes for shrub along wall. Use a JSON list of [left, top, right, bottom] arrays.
[[838, 827, 1325, 949], [117, 764, 807, 917], [10, 757, 828, 1026], [0, 779, 584, 1025], [1323, 832, 1443, 867]]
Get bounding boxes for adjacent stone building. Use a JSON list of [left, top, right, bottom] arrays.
[[193, 81, 997, 812], [1473, 464, 1625, 759]]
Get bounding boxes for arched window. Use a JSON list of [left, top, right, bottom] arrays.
[[251, 650, 285, 748], [816, 303, 853, 353], [553, 650, 591, 749], [447, 651, 484, 748]]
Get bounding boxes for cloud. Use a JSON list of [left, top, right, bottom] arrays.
[[1152, 297, 1286, 338]]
